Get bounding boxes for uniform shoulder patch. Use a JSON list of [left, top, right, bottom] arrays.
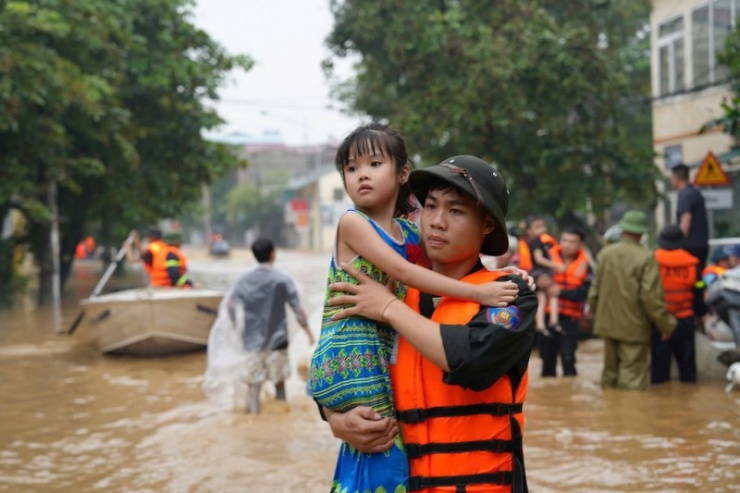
[[486, 305, 523, 331]]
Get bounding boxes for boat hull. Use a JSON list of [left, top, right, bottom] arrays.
[[81, 288, 224, 357]]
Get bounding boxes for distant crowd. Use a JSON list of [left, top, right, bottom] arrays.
[[496, 162, 739, 390]]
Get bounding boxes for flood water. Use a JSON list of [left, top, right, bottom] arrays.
[[1, 248, 739, 493]]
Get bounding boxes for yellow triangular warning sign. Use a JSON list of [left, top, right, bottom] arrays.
[[693, 151, 732, 186]]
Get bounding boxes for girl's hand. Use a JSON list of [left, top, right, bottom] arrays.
[[497, 265, 536, 291], [477, 280, 519, 307]]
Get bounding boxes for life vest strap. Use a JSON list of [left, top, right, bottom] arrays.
[[397, 403, 523, 424], [406, 439, 512, 458], [408, 471, 513, 491]]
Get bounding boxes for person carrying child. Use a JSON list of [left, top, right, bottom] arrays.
[[308, 123, 521, 493]]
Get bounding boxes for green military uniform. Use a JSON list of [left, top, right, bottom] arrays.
[[588, 234, 676, 390]]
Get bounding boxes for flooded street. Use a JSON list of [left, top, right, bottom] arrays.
[[1, 249, 740, 492]]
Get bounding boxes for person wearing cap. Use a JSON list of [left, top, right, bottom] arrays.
[[701, 247, 730, 288], [652, 224, 700, 384], [728, 244, 740, 270], [588, 210, 676, 390], [324, 155, 537, 492], [124, 227, 173, 287]]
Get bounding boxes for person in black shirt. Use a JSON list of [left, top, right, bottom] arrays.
[[671, 164, 709, 318]]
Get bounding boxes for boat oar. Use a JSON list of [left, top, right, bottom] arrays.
[[66, 235, 133, 335]]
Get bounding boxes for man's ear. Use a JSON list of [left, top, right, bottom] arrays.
[[483, 216, 495, 236]]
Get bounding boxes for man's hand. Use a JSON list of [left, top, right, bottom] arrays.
[[325, 406, 397, 453], [329, 264, 397, 322]]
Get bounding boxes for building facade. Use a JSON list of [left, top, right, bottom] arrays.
[[651, 0, 740, 238], [284, 168, 352, 251]]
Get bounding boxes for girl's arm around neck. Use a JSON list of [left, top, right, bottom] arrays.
[[339, 213, 515, 307]]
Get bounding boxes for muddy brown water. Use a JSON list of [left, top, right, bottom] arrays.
[[1, 249, 739, 492]]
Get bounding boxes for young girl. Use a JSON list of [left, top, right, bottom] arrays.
[[309, 123, 519, 493]]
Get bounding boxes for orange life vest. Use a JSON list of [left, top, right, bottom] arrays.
[[548, 245, 589, 318], [166, 246, 191, 287], [142, 240, 172, 287], [655, 248, 699, 319], [74, 242, 88, 260], [517, 241, 532, 271], [702, 264, 726, 280], [520, 233, 558, 272], [391, 269, 527, 493]]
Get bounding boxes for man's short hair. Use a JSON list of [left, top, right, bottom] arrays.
[[251, 237, 274, 263], [561, 226, 585, 242], [423, 176, 494, 223], [146, 227, 162, 240], [671, 163, 690, 181], [525, 214, 545, 229]]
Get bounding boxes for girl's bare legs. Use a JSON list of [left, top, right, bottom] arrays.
[[548, 289, 562, 333], [535, 290, 548, 332]]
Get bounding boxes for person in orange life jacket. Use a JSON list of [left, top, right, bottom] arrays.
[[163, 232, 193, 288], [324, 155, 537, 493], [652, 224, 700, 384], [701, 247, 730, 289], [523, 215, 562, 336], [124, 228, 175, 287], [537, 227, 592, 377]]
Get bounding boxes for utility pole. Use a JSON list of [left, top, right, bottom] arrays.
[[49, 181, 62, 333]]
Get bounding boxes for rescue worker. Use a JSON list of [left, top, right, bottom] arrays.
[[652, 224, 700, 384], [701, 247, 730, 289], [588, 210, 676, 391], [124, 228, 172, 287], [324, 155, 537, 492], [539, 227, 592, 377], [163, 232, 193, 288]]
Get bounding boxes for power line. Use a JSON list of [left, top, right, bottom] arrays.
[[216, 97, 339, 111]]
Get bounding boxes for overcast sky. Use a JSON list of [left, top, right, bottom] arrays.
[[193, 0, 363, 146]]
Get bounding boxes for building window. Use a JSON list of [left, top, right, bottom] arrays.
[[333, 188, 344, 201], [692, 0, 735, 88], [658, 16, 685, 96]]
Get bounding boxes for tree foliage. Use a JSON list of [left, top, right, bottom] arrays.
[[223, 183, 283, 233], [0, 0, 251, 305], [700, 27, 740, 141], [324, 0, 658, 223]]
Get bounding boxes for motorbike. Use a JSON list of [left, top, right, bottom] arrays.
[[705, 267, 740, 367]]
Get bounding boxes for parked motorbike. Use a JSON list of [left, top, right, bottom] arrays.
[[706, 268, 740, 367]]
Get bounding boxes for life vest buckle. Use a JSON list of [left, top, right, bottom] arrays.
[[405, 442, 421, 458], [399, 408, 425, 424]]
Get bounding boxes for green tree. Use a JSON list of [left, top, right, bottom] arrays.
[[223, 182, 283, 234], [324, 0, 658, 227], [699, 27, 740, 142], [0, 0, 251, 306]]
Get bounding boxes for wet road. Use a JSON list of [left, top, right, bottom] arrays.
[[1, 248, 739, 492]]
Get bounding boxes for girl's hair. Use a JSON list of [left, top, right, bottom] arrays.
[[335, 122, 416, 218]]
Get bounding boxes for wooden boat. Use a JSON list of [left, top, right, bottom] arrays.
[[80, 288, 224, 357]]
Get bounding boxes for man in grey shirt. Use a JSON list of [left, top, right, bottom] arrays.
[[229, 237, 314, 413]]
